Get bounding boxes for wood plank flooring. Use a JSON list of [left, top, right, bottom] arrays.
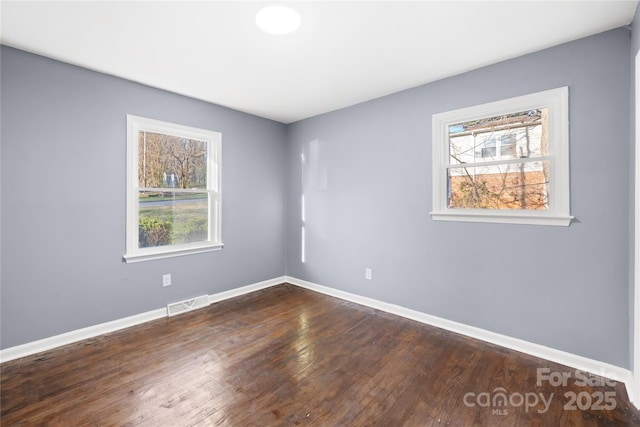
[[2, 283, 639, 426]]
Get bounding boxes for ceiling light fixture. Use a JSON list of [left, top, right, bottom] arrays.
[[256, 5, 301, 35]]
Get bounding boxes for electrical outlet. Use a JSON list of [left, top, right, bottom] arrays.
[[163, 274, 172, 287], [365, 268, 372, 280]]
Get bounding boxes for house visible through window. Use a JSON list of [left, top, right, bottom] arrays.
[[431, 87, 573, 226], [449, 108, 547, 210], [124, 115, 222, 263]]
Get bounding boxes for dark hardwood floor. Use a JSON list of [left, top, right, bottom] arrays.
[[2, 283, 639, 426]]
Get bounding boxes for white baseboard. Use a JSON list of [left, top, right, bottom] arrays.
[[0, 307, 167, 363], [284, 276, 635, 403], [1, 274, 635, 408], [208, 276, 285, 304], [0, 276, 286, 363], [629, 374, 640, 408]]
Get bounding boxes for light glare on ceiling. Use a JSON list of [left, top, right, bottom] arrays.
[[256, 5, 301, 35]]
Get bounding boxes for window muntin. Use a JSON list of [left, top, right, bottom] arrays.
[[124, 115, 222, 263], [432, 87, 572, 226]]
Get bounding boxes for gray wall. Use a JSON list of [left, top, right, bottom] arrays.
[[0, 46, 287, 349], [286, 28, 632, 368], [631, 4, 640, 372]]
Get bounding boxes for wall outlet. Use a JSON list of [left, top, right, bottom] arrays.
[[163, 274, 172, 287], [365, 268, 372, 280]]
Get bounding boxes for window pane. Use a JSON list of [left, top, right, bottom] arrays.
[[138, 191, 209, 248], [138, 132, 208, 189], [499, 134, 516, 158], [448, 108, 548, 165], [447, 160, 549, 210], [481, 146, 496, 158]]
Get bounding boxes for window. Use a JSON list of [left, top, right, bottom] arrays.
[[124, 115, 222, 263], [480, 137, 497, 158], [431, 87, 572, 226], [479, 134, 517, 159]]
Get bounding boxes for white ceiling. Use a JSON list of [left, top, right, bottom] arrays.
[[1, 1, 638, 124]]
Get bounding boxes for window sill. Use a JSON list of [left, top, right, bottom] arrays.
[[430, 211, 573, 226], [123, 243, 224, 263]]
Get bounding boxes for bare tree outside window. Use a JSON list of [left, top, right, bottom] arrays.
[[137, 132, 210, 248]]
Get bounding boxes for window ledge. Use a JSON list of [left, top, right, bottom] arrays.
[[430, 211, 573, 227], [123, 243, 224, 263]]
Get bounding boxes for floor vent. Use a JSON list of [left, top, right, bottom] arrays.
[[167, 295, 210, 317]]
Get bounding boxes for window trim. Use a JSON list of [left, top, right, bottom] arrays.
[[123, 115, 222, 263], [430, 87, 573, 226]]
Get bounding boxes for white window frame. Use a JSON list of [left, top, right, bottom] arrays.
[[123, 115, 222, 263], [431, 87, 573, 226]]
